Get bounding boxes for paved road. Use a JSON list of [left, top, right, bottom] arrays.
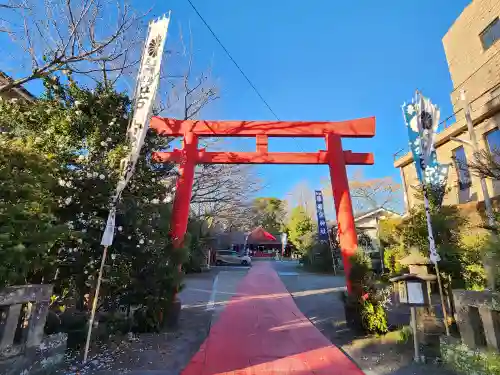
[[182, 261, 363, 375], [273, 261, 348, 343]]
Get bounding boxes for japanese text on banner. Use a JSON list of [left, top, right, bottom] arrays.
[[315, 190, 329, 243]]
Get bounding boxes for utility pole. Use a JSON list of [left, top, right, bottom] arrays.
[[461, 90, 496, 228]]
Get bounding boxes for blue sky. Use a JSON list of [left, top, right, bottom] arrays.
[[2, 0, 472, 214], [142, 0, 470, 205]]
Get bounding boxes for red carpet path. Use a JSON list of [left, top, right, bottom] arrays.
[[181, 262, 365, 375]]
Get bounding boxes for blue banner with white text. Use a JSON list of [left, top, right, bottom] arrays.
[[314, 190, 329, 243]]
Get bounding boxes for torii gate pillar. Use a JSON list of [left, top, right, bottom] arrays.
[[326, 134, 358, 289], [170, 132, 198, 248]]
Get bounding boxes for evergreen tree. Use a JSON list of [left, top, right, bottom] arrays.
[[287, 206, 315, 254], [0, 77, 185, 327]]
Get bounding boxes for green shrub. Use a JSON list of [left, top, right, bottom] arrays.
[[59, 309, 88, 350], [98, 312, 131, 335], [398, 325, 412, 344], [378, 201, 496, 290], [360, 300, 388, 335], [441, 338, 500, 375], [44, 310, 62, 335], [299, 254, 309, 265], [378, 217, 403, 248], [305, 241, 336, 272], [349, 250, 372, 292], [464, 264, 487, 291], [383, 244, 406, 275], [458, 232, 493, 290], [347, 249, 389, 335], [184, 234, 206, 273]]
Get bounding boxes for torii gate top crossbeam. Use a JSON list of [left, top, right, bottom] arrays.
[[150, 116, 375, 138]]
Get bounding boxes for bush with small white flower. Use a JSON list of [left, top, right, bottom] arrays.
[[0, 76, 187, 331]]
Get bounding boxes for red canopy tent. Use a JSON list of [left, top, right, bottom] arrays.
[[246, 227, 279, 258], [248, 227, 277, 243]]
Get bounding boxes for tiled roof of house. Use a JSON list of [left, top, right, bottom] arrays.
[[0, 71, 35, 101], [328, 207, 402, 228]]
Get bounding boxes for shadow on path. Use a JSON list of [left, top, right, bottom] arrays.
[[276, 263, 456, 375], [182, 262, 364, 375]]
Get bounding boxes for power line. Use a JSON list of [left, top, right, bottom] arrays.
[[186, 0, 311, 155], [185, 0, 280, 120]]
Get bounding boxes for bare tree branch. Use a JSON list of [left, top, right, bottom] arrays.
[[0, 0, 148, 92], [466, 148, 500, 180], [322, 168, 402, 214]]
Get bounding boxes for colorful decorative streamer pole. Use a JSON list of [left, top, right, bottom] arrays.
[[402, 91, 450, 336]]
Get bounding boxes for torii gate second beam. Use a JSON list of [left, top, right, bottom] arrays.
[[151, 116, 376, 292]]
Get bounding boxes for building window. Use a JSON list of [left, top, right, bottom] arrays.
[[480, 18, 500, 50], [453, 146, 471, 190], [486, 129, 500, 152], [485, 128, 500, 163]]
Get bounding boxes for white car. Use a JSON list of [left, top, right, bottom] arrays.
[[216, 250, 252, 266]]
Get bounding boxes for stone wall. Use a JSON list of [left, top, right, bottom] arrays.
[[452, 289, 500, 351], [0, 284, 67, 374], [0, 284, 53, 357]]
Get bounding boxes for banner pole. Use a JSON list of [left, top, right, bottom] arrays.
[[422, 185, 450, 336], [83, 245, 109, 362], [82, 13, 171, 364]]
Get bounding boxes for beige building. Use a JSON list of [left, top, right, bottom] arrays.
[[395, 0, 500, 211]]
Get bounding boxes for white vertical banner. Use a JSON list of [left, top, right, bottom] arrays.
[[281, 233, 287, 247], [100, 15, 171, 246]]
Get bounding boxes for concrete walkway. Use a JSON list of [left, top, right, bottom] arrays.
[[182, 262, 364, 375]]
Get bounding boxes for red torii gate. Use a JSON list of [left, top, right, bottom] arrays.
[[150, 116, 376, 292]]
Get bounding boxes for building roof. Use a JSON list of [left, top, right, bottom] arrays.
[[329, 207, 401, 228], [215, 227, 282, 247], [353, 207, 401, 222], [0, 71, 35, 101]]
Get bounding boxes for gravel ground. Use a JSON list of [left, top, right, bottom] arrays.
[[95, 303, 213, 375], [49, 271, 220, 375], [58, 267, 250, 375], [274, 261, 456, 375]]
